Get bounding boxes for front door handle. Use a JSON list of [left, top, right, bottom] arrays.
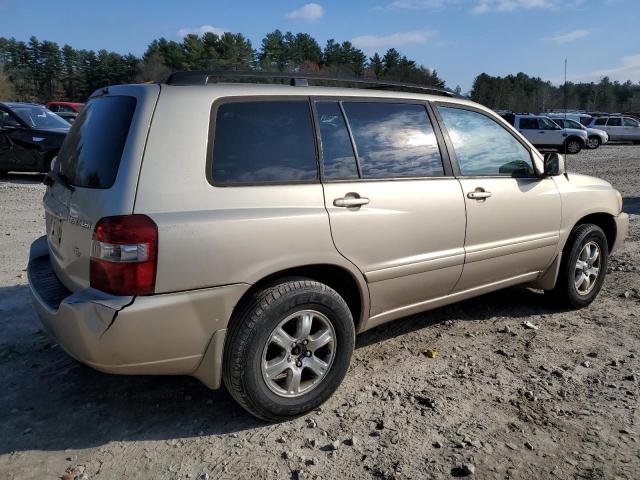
[[334, 194, 369, 208], [467, 189, 492, 200]]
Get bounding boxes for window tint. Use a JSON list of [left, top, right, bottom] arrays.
[[438, 106, 534, 177], [594, 118, 607, 126], [519, 118, 538, 129], [341, 102, 443, 178], [607, 117, 622, 126], [623, 117, 639, 127], [315, 102, 359, 179], [212, 101, 317, 185], [58, 96, 136, 188]]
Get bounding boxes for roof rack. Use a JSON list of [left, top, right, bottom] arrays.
[[165, 70, 457, 97]]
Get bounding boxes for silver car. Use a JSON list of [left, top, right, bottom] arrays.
[[590, 116, 640, 143], [28, 73, 629, 421]]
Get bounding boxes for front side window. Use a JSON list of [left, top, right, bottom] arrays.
[[212, 101, 317, 185], [438, 106, 534, 177], [539, 117, 559, 130], [565, 119, 585, 130], [341, 102, 444, 178], [623, 117, 639, 127], [607, 117, 622, 127], [315, 102, 359, 180]]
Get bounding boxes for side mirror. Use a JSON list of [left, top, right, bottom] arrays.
[[544, 152, 565, 176]]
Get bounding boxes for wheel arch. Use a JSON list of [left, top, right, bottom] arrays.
[[229, 263, 369, 333], [570, 212, 617, 253]]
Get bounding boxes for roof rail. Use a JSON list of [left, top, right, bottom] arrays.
[[165, 70, 457, 97]]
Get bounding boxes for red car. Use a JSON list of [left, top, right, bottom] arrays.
[[45, 101, 85, 114]]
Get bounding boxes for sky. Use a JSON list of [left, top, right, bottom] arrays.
[[1, 0, 639, 91]]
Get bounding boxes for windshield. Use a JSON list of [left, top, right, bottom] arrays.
[[11, 105, 70, 129], [565, 119, 586, 130]]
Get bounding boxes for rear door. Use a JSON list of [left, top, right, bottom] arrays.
[[44, 85, 159, 292], [435, 104, 560, 292], [606, 117, 623, 140], [316, 99, 466, 325], [515, 117, 542, 145]]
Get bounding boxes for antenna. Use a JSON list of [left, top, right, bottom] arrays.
[[563, 59, 568, 121]]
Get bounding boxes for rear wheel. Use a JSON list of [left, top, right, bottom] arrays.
[[223, 278, 355, 421], [564, 138, 582, 154], [548, 224, 608, 309], [587, 136, 601, 149]]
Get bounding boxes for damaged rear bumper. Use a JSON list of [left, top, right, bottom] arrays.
[[27, 235, 249, 388]]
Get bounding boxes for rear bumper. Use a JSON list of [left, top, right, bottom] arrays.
[[612, 212, 629, 254], [27, 235, 249, 388]]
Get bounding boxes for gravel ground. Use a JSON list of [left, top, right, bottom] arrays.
[[0, 144, 638, 480]]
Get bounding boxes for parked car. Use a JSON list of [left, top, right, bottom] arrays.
[[550, 117, 609, 149], [54, 111, 78, 124], [589, 116, 640, 143], [27, 73, 628, 421], [544, 112, 592, 126], [501, 113, 587, 154], [0, 102, 70, 174]]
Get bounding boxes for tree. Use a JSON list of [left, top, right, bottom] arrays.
[[369, 53, 384, 79]]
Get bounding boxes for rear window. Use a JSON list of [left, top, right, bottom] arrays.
[[58, 96, 136, 188], [211, 101, 318, 185]]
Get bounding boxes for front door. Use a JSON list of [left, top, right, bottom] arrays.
[[315, 99, 466, 326], [436, 105, 561, 292]]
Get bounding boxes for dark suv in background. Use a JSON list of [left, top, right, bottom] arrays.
[[0, 102, 69, 174]]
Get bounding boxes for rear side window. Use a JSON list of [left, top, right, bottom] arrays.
[[58, 96, 136, 188], [438, 106, 533, 177], [316, 102, 359, 180], [212, 101, 317, 185], [607, 117, 622, 126], [341, 102, 443, 178]]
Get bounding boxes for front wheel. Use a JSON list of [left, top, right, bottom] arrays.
[[587, 136, 601, 149], [547, 224, 608, 309], [564, 138, 583, 154], [222, 278, 355, 421]]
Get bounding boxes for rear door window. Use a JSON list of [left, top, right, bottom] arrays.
[[211, 100, 317, 185], [594, 118, 607, 126], [58, 96, 136, 188], [315, 102, 359, 180], [518, 118, 538, 129], [607, 117, 622, 126], [341, 102, 444, 178]]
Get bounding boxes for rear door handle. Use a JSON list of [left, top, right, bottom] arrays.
[[467, 190, 492, 200], [334, 195, 369, 208]]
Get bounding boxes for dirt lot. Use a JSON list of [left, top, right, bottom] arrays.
[[0, 144, 638, 480]]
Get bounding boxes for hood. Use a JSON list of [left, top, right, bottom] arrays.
[[562, 128, 588, 138], [31, 127, 70, 135]]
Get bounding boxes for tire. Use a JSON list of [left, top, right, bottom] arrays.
[[587, 136, 601, 149], [548, 224, 609, 309], [222, 278, 355, 422], [564, 138, 582, 154]]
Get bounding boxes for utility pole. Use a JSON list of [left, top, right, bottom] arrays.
[[563, 58, 568, 119]]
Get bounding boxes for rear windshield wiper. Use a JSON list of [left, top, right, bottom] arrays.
[[43, 170, 75, 192]]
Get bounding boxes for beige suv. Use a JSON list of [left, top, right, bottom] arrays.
[[28, 72, 629, 421]]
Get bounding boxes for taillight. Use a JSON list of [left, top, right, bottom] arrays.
[[90, 215, 158, 295]]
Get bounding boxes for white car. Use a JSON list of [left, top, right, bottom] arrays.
[[589, 116, 640, 144], [501, 114, 587, 154], [550, 117, 609, 149]]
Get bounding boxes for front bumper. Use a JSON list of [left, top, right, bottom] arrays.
[[612, 212, 629, 254], [27, 235, 249, 388]]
